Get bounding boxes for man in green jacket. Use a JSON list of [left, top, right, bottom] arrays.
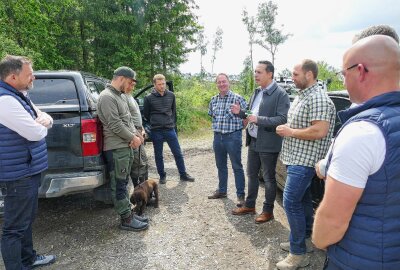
[[97, 66, 148, 231]]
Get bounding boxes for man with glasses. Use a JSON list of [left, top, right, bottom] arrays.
[[313, 35, 400, 270], [276, 59, 335, 269], [231, 60, 290, 224], [98, 66, 149, 231]]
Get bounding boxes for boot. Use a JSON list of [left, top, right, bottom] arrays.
[[120, 214, 149, 231], [276, 253, 309, 270]]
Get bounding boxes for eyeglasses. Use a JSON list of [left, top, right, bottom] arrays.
[[337, 63, 369, 81]]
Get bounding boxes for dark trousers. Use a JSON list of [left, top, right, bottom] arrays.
[[245, 138, 279, 213], [1, 174, 41, 270], [104, 148, 134, 218], [151, 129, 186, 178]]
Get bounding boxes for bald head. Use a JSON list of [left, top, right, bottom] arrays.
[[343, 35, 400, 103]]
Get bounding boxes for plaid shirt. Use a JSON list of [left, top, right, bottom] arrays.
[[280, 83, 336, 167], [208, 90, 247, 133]]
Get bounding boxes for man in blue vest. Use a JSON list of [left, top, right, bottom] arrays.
[[313, 35, 400, 270], [0, 55, 55, 269]]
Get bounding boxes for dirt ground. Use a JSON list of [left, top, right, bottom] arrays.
[[0, 131, 326, 269]]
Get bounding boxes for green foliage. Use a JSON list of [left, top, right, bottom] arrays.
[[255, 1, 291, 65], [317, 61, 345, 91], [174, 78, 215, 133], [0, 0, 200, 81]]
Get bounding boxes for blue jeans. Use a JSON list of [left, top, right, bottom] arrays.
[[246, 138, 278, 213], [1, 174, 41, 270], [283, 165, 315, 255], [213, 130, 245, 197], [151, 129, 186, 178]]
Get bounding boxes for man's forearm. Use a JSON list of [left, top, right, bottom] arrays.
[[312, 206, 349, 249]]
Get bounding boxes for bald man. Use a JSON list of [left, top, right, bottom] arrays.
[[313, 35, 400, 270]]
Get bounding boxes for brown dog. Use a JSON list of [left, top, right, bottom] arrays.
[[130, 179, 159, 216]]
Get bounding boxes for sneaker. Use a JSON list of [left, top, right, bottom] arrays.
[[120, 214, 149, 231], [276, 253, 309, 270], [159, 174, 166, 184], [31, 254, 56, 268], [236, 196, 245, 207], [208, 190, 227, 199], [280, 238, 313, 253], [180, 173, 195, 182]]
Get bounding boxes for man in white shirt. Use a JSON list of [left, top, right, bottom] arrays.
[[0, 55, 55, 269], [313, 36, 400, 269]]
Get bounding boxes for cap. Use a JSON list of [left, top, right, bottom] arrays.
[[113, 66, 137, 82]]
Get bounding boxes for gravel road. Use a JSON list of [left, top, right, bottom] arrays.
[[0, 131, 326, 269]]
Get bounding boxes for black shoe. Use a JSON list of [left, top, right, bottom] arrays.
[[159, 174, 166, 184], [134, 214, 149, 223], [31, 254, 56, 268], [180, 173, 195, 182], [120, 215, 149, 231]]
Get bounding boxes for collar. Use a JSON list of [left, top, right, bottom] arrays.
[[107, 83, 122, 96], [257, 80, 277, 95], [298, 83, 319, 98], [218, 90, 232, 98]]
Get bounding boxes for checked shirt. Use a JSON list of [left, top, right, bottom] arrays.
[[208, 90, 247, 134], [280, 83, 336, 167]]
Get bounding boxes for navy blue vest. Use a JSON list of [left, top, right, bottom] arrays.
[[0, 81, 48, 181], [327, 91, 400, 270]]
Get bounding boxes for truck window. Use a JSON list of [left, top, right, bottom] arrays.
[[30, 79, 78, 106]]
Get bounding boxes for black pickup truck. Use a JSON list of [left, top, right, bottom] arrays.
[[0, 71, 172, 214]]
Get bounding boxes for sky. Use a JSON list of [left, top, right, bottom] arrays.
[[179, 0, 400, 76]]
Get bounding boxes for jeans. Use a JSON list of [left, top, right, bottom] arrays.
[[213, 130, 245, 197], [151, 129, 186, 178], [1, 174, 41, 270], [246, 138, 279, 213], [283, 165, 315, 255]]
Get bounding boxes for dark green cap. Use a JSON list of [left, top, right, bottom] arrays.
[[113, 66, 137, 82]]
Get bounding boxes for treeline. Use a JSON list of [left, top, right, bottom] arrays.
[[0, 0, 200, 82]]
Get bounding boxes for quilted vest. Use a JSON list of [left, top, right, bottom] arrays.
[[327, 91, 400, 270], [0, 81, 48, 181]]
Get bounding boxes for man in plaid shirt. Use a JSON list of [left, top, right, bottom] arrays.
[[276, 59, 335, 270], [207, 73, 247, 207]]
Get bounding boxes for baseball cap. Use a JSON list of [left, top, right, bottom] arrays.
[[113, 66, 137, 82]]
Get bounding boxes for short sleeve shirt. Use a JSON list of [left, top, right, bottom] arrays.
[[280, 83, 336, 167]]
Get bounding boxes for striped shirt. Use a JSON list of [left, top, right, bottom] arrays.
[[280, 83, 336, 167], [208, 90, 247, 134]]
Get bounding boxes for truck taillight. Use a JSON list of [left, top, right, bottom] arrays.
[[81, 118, 102, 156]]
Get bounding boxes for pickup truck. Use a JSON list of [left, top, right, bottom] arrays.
[[0, 71, 171, 215]]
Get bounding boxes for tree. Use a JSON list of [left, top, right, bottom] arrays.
[[196, 28, 208, 78], [277, 68, 292, 79], [240, 55, 255, 95], [256, 1, 291, 65], [210, 27, 223, 74], [242, 9, 257, 91], [317, 61, 344, 91]]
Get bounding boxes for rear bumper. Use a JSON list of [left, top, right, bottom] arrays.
[[38, 171, 107, 198]]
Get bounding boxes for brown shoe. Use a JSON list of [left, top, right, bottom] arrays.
[[208, 190, 227, 199], [232, 207, 256, 215], [255, 212, 274, 223]]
